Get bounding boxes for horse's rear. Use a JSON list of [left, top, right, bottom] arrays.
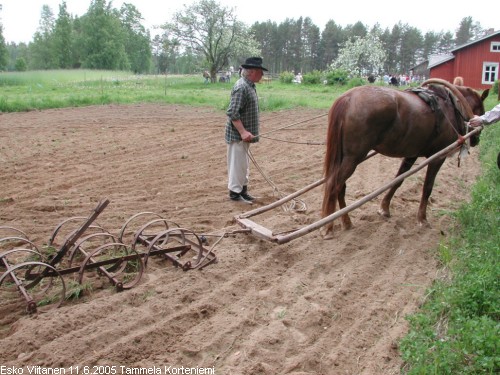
[[322, 86, 406, 236], [321, 83, 488, 239]]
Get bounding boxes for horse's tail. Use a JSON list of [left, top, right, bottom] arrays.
[[322, 94, 349, 217]]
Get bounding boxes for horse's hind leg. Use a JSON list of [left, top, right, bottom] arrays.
[[418, 158, 446, 227], [338, 182, 353, 229], [321, 157, 358, 238], [378, 157, 417, 218], [334, 156, 359, 230], [321, 174, 338, 238]]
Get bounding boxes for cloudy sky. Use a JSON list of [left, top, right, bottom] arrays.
[[1, 0, 498, 44]]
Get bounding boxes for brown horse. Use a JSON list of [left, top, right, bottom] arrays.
[[321, 79, 489, 238]]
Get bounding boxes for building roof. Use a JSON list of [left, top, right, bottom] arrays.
[[427, 54, 454, 69], [428, 30, 500, 69], [450, 30, 500, 52]]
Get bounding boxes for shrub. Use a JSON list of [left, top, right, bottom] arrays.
[[324, 69, 349, 85], [491, 79, 498, 95], [302, 70, 322, 84], [279, 71, 295, 84], [15, 58, 27, 72], [347, 77, 366, 88]]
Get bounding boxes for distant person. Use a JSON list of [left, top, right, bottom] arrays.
[[453, 76, 464, 85], [203, 70, 210, 84], [225, 57, 268, 203]]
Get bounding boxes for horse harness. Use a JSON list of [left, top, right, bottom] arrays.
[[407, 87, 467, 138]]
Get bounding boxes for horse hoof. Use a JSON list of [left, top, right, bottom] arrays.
[[377, 208, 390, 218], [418, 220, 431, 228], [343, 223, 353, 230], [322, 232, 335, 240], [320, 227, 335, 240]]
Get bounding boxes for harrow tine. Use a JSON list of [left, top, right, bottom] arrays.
[[118, 212, 166, 244], [0, 237, 39, 260], [77, 242, 144, 291], [48, 216, 87, 247], [143, 227, 216, 270], [0, 261, 66, 314], [0, 226, 30, 240], [68, 231, 117, 268], [48, 198, 109, 267], [131, 218, 181, 252]]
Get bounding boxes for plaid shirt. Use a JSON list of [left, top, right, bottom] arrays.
[[225, 77, 260, 144]]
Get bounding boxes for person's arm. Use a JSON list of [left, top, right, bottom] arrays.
[[226, 84, 254, 142], [232, 119, 253, 142], [469, 104, 500, 127]]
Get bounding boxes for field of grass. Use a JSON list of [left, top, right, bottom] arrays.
[[1, 69, 498, 373], [0, 69, 346, 113]]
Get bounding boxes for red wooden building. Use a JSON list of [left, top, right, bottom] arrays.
[[429, 30, 500, 90]]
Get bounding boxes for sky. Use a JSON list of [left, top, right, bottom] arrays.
[[1, 0, 499, 44]]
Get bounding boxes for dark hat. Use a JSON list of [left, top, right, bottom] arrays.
[[241, 57, 268, 71]]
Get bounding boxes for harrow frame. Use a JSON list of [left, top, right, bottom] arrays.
[[0, 199, 217, 314]]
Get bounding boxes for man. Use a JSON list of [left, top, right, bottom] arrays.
[[469, 103, 500, 169], [469, 103, 500, 127], [225, 57, 268, 203]]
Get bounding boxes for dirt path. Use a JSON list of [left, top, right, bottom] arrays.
[[0, 104, 480, 374]]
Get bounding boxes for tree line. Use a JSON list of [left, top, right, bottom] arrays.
[[0, 0, 493, 78]]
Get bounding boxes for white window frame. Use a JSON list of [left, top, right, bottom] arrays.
[[482, 62, 498, 84], [491, 42, 500, 52]]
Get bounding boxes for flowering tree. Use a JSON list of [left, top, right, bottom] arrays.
[[329, 33, 386, 77]]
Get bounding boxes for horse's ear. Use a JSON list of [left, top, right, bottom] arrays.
[[481, 88, 490, 101]]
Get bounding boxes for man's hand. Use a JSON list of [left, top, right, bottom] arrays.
[[241, 130, 254, 142], [469, 115, 484, 127]]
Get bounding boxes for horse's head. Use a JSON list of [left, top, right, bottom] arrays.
[[456, 86, 490, 146], [423, 79, 490, 148]]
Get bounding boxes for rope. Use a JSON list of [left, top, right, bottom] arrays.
[[258, 113, 328, 137], [258, 135, 324, 145], [248, 148, 307, 213], [245, 112, 328, 212]]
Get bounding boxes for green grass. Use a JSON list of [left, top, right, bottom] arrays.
[[0, 69, 346, 113], [400, 108, 500, 374]]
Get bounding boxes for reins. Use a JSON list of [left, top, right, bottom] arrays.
[[413, 84, 474, 166], [257, 113, 328, 137], [246, 112, 380, 212]]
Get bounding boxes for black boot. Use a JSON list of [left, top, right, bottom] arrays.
[[229, 190, 252, 204], [240, 186, 255, 201]]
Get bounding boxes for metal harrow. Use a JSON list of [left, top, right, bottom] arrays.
[[0, 199, 217, 314]]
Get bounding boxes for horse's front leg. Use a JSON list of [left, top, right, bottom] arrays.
[[378, 157, 417, 217], [418, 157, 446, 227]]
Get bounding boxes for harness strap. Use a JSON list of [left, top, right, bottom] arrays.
[[406, 87, 444, 134]]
